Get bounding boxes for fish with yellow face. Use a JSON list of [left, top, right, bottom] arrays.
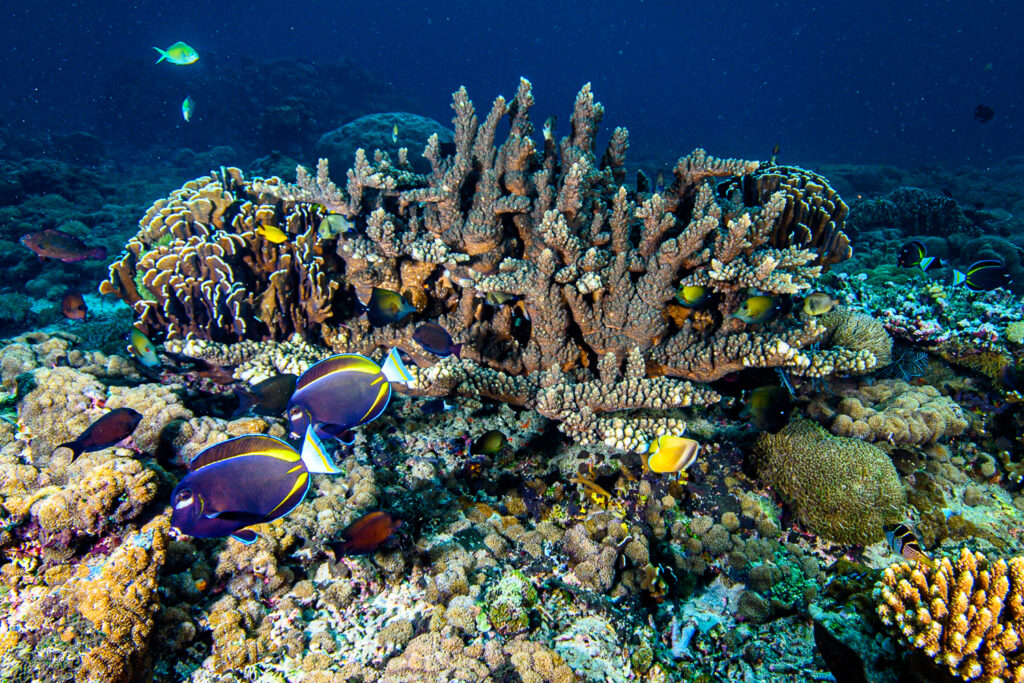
[[675, 284, 710, 308], [646, 435, 700, 474]]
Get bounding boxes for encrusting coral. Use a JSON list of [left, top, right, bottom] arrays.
[[102, 79, 861, 450], [751, 418, 905, 544], [875, 548, 1024, 682]]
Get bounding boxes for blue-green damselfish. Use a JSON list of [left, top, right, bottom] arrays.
[[170, 431, 336, 544], [287, 348, 413, 442]]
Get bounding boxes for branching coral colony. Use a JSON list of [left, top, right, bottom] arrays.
[[102, 78, 858, 450]]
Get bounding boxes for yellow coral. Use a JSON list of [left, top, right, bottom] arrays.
[[876, 548, 1024, 682]]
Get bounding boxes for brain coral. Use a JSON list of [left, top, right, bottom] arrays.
[[751, 418, 906, 544], [806, 378, 968, 446]]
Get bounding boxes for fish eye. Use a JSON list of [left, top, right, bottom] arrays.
[[173, 489, 193, 509]]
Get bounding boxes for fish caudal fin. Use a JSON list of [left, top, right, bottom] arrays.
[[300, 426, 343, 474], [153, 47, 167, 63], [55, 440, 83, 462], [451, 343, 463, 359], [231, 529, 258, 544], [381, 347, 413, 384], [951, 270, 967, 287]]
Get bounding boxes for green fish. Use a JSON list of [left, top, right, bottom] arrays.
[[733, 295, 789, 324], [366, 287, 416, 326], [182, 95, 195, 122], [318, 214, 355, 239], [675, 284, 710, 308], [470, 429, 507, 456], [128, 328, 160, 368], [153, 41, 198, 65], [744, 386, 792, 434]]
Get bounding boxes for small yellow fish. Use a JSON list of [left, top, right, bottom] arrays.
[[675, 285, 710, 308], [256, 224, 288, 244], [733, 295, 788, 324], [128, 328, 160, 368], [646, 435, 700, 474], [392, 123, 399, 144], [802, 291, 838, 316], [153, 41, 198, 65], [182, 95, 195, 122]]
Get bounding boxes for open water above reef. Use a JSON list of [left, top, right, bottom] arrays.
[[1, 2, 1024, 682]]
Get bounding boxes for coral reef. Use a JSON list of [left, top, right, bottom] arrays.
[[875, 548, 1024, 682], [751, 418, 906, 544]]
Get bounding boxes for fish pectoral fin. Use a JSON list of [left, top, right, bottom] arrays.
[[231, 529, 258, 544]]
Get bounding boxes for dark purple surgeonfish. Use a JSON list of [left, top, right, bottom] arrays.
[[20, 229, 107, 263], [412, 322, 462, 358], [170, 432, 337, 544], [287, 348, 412, 442], [57, 408, 143, 461]]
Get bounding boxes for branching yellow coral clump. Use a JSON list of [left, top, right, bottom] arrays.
[[875, 548, 1024, 682]]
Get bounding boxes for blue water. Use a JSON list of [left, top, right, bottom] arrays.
[[2, 0, 1021, 167]]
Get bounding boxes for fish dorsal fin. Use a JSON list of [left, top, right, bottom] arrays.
[[295, 354, 380, 392], [188, 434, 298, 471]]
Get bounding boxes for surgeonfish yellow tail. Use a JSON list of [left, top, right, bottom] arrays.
[[381, 347, 413, 384]]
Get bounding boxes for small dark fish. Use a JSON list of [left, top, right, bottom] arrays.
[[287, 348, 412, 438], [418, 398, 454, 414], [327, 511, 401, 557], [57, 408, 142, 461], [171, 431, 338, 544], [128, 328, 160, 368], [61, 289, 88, 321], [813, 620, 868, 683], [733, 295, 790, 324], [884, 523, 934, 568], [896, 240, 939, 271], [952, 259, 1011, 292], [412, 322, 462, 358], [653, 170, 665, 194], [974, 104, 995, 123], [366, 287, 417, 326], [745, 385, 792, 434], [20, 229, 107, 263], [770, 141, 780, 164], [233, 374, 298, 418], [470, 429, 507, 456]]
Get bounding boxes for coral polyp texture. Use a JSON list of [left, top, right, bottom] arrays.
[[104, 79, 856, 448], [875, 549, 1024, 682]]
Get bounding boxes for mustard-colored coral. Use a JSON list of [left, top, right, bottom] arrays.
[[875, 548, 1024, 682], [751, 418, 905, 544]]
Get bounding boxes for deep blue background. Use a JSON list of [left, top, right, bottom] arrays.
[[3, 0, 1021, 167]]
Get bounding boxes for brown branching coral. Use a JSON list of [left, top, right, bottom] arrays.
[[875, 549, 1024, 682], [107, 79, 855, 448]]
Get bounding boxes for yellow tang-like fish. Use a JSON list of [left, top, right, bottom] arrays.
[[256, 224, 288, 244], [646, 435, 700, 474]]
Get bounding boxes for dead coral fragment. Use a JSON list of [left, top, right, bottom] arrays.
[[752, 418, 905, 544], [875, 548, 1024, 682]]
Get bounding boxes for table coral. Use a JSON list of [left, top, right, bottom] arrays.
[[751, 418, 906, 544], [875, 548, 1024, 682], [105, 79, 860, 449], [807, 378, 968, 446]]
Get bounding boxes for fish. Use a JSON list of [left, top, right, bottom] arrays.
[[470, 429, 507, 455], [128, 328, 160, 368], [326, 511, 401, 557], [646, 435, 700, 474], [57, 408, 142, 461], [256, 224, 288, 244], [20, 229, 107, 263], [233, 374, 298, 418], [802, 291, 838, 316], [675, 285, 710, 308], [974, 104, 995, 123], [170, 432, 339, 544], [391, 123, 399, 144], [770, 142, 780, 164], [478, 291, 517, 306], [286, 348, 412, 439], [366, 287, 417, 326], [418, 398, 454, 414], [60, 289, 87, 321], [182, 95, 194, 122], [153, 41, 198, 65], [884, 523, 934, 568], [951, 259, 1011, 292], [653, 171, 665, 195], [732, 295, 789, 324], [896, 239, 940, 271], [412, 322, 462, 358], [542, 116, 556, 143], [318, 213, 355, 239], [745, 385, 792, 434]]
